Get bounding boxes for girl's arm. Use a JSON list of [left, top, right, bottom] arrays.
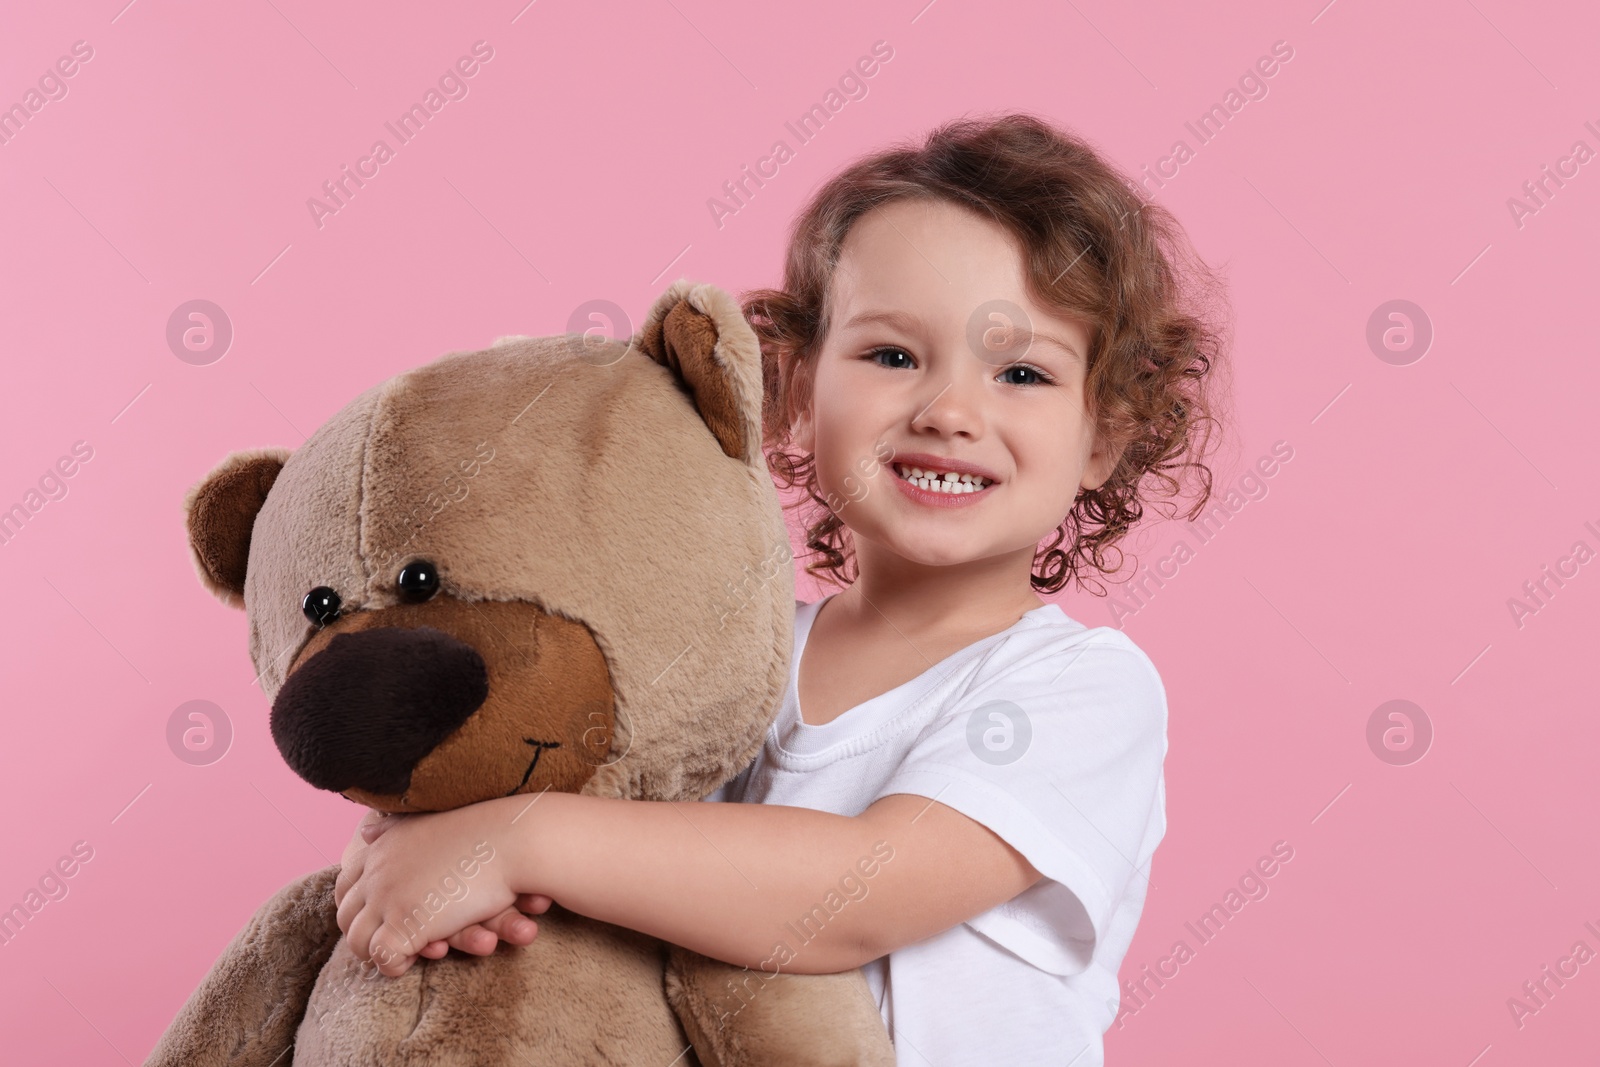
[[339, 790, 1040, 977]]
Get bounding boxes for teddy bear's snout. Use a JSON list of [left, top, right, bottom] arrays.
[[269, 625, 490, 795]]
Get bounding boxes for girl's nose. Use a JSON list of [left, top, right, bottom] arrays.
[[909, 368, 984, 438]]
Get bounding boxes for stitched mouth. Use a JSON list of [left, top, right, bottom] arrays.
[[505, 738, 563, 797]]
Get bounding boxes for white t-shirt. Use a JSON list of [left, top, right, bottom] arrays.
[[706, 594, 1168, 1066]]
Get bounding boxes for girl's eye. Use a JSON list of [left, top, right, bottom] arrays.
[[999, 364, 1056, 387], [867, 345, 915, 369], [865, 345, 1055, 387]]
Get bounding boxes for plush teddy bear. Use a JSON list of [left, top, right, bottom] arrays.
[[146, 280, 897, 1067]]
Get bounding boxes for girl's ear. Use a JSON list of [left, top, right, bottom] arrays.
[[1079, 429, 1123, 493], [781, 345, 818, 454], [790, 404, 815, 454]]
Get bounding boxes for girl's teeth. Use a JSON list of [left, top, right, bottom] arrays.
[[896, 464, 991, 493]]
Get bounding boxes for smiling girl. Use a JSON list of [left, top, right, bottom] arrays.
[[334, 111, 1230, 1064]]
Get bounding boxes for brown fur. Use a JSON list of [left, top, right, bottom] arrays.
[[666, 945, 899, 1067], [183, 447, 291, 607], [146, 866, 345, 1067], [147, 280, 896, 1067], [638, 297, 749, 462]]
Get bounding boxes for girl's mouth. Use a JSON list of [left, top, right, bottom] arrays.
[[891, 462, 996, 508]]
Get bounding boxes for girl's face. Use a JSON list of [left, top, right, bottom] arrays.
[[793, 197, 1118, 575]]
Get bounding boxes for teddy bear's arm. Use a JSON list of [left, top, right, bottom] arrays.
[[143, 864, 344, 1067], [665, 944, 897, 1067]]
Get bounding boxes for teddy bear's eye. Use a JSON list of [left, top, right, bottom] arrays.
[[396, 560, 440, 603], [302, 587, 342, 627]]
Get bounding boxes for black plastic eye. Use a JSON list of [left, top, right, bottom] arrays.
[[302, 587, 342, 626], [396, 560, 440, 603]]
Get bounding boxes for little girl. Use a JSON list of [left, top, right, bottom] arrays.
[[335, 111, 1229, 1065]]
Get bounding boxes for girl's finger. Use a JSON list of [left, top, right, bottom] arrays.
[[446, 925, 502, 955], [369, 920, 416, 978], [346, 906, 382, 965], [333, 853, 366, 909], [514, 893, 554, 915], [416, 914, 539, 960], [335, 886, 368, 942], [360, 812, 402, 844], [480, 908, 538, 946]]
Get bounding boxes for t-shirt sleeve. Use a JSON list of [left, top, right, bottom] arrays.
[[873, 628, 1168, 976]]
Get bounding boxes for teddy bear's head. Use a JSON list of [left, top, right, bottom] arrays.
[[182, 280, 792, 813]]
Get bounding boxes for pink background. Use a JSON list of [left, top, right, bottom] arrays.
[[2, 0, 1596, 1063]]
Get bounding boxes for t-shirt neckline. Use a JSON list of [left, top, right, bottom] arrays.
[[781, 592, 1067, 754]]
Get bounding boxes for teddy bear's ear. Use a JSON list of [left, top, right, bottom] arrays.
[[633, 279, 763, 466], [183, 447, 293, 608]]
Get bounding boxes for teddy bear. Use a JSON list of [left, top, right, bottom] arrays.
[[145, 279, 897, 1067]]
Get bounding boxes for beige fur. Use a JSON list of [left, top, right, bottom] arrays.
[[147, 280, 896, 1067]]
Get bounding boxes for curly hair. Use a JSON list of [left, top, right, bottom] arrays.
[[742, 111, 1234, 597]]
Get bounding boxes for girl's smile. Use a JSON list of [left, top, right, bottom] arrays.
[[889, 454, 998, 509]]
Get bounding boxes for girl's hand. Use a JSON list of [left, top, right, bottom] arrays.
[[360, 811, 554, 960], [331, 809, 550, 979]]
